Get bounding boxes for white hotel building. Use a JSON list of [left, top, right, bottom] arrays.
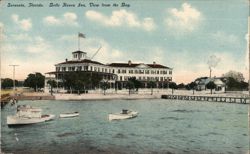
[[46, 50, 172, 90]]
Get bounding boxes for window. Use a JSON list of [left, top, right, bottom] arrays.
[[120, 76, 123, 81], [118, 69, 121, 73], [122, 70, 126, 74], [145, 70, 149, 74], [77, 66, 81, 71], [169, 71, 172, 75], [90, 66, 93, 71], [84, 66, 88, 71]]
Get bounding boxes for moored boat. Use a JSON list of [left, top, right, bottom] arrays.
[[59, 112, 79, 118], [108, 109, 138, 121], [7, 105, 55, 126]]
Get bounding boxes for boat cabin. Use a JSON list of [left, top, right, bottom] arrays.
[[122, 109, 129, 114], [17, 105, 42, 118]]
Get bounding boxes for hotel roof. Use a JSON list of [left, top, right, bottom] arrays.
[[56, 59, 104, 65], [107, 63, 170, 69], [72, 50, 86, 54]]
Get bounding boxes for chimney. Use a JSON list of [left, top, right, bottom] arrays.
[[65, 58, 68, 62], [128, 60, 132, 66], [153, 61, 156, 65]]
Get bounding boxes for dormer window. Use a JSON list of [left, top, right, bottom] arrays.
[[72, 51, 86, 60]]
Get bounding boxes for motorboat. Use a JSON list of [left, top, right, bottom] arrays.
[[59, 112, 79, 118], [7, 105, 55, 126], [108, 109, 138, 121]]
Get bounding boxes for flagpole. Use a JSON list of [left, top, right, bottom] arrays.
[[78, 33, 80, 51]]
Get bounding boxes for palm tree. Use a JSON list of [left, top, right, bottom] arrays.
[[148, 81, 156, 95], [47, 79, 57, 95], [126, 80, 134, 95], [101, 80, 109, 95]]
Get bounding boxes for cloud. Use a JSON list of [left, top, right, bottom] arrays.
[[245, 32, 249, 72], [165, 3, 202, 33], [26, 37, 52, 53], [57, 35, 126, 62], [0, 22, 4, 29], [82, 38, 125, 62], [1, 58, 55, 80], [85, 9, 156, 31], [210, 31, 240, 45], [1, 34, 61, 80], [11, 14, 32, 31], [43, 12, 78, 26]]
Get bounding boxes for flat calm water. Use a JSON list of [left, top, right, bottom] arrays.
[[1, 99, 249, 154]]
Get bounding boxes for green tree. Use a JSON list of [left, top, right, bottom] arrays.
[[206, 81, 216, 94], [226, 77, 249, 91], [188, 82, 197, 95], [126, 80, 135, 95], [47, 79, 57, 95], [148, 81, 156, 95], [100, 80, 109, 95], [63, 72, 102, 93], [223, 70, 244, 82], [24, 73, 45, 91], [128, 77, 142, 91], [169, 82, 178, 94], [1, 78, 18, 89], [177, 83, 185, 89]]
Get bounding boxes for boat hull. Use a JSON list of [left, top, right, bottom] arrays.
[[7, 114, 55, 126], [108, 111, 138, 121], [59, 113, 79, 118]]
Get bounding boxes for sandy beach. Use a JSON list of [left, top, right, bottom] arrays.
[[9, 88, 249, 101], [53, 89, 249, 100]]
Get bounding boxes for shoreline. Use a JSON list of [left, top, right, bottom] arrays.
[[9, 89, 249, 101], [54, 93, 162, 101]]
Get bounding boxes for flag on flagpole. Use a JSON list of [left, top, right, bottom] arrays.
[[78, 32, 85, 38]]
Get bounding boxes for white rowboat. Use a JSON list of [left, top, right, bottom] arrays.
[[108, 109, 138, 121], [7, 105, 55, 126], [59, 112, 79, 118]]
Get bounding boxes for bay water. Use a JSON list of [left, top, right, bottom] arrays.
[[1, 99, 249, 154]]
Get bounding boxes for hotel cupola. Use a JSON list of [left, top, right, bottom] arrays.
[[72, 50, 87, 61]]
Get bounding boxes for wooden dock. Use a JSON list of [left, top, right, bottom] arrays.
[[161, 95, 249, 104], [1, 93, 12, 108]]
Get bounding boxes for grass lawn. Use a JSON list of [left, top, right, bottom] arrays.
[[1, 89, 13, 95], [1, 88, 25, 95]]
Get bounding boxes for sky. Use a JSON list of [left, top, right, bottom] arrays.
[[0, 0, 249, 84]]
